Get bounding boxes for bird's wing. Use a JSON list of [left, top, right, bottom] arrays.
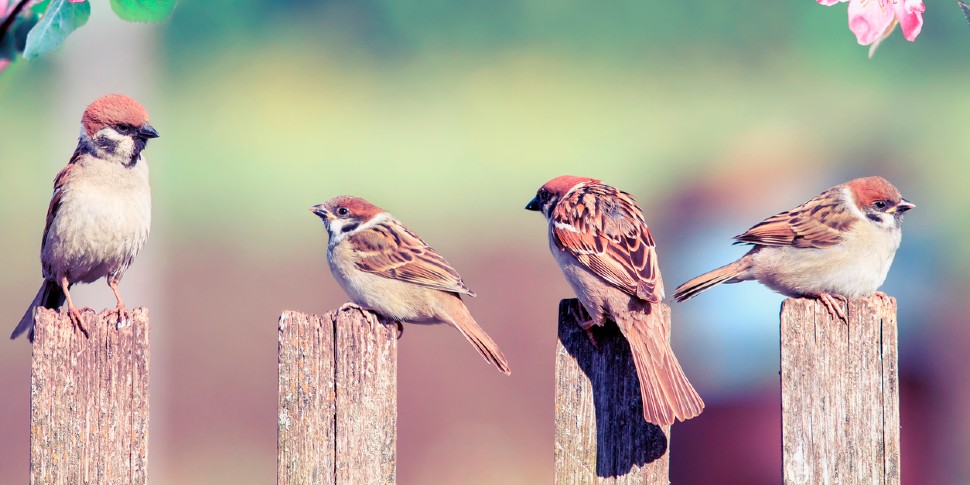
[[41, 144, 85, 251], [348, 218, 475, 296], [733, 186, 856, 249], [551, 183, 664, 303]]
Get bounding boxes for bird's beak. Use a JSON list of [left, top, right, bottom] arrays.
[[138, 123, 160, 139], [525, 197, 541, 211], [891, 199, 915, 214], [310, 204, 331, 219]]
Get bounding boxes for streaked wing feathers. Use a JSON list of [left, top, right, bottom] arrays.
[[41, 144, 85, 251], [349, 219, 475, 296], [551, 183, 664, 302], [733, 187, 855, 249]]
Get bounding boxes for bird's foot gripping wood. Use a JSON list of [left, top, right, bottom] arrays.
[[67, 305, 91, 338], [817, 293, 848, 322], [107, 278, 131, 328], [336, 302, 401, 337], [337, 302, 369, 314], [566, 303, 599, 348], [111, 303, 131, 329]]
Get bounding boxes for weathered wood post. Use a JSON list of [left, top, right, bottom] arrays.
[[555, 298, 670, 484], [277, 307, 397, 485], [780, 296, 900, 485], [30, 307, 151, 484]]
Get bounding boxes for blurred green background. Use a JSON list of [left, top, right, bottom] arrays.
[[1, 1, 968, 483]]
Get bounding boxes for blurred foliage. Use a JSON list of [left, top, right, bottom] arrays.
[[1, 2, 967, 263], [162, 1, 969, 64], [109, 0, 176, 23], [23, 0, 89, 59]]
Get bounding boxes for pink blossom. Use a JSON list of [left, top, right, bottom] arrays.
[[0, 1, 7, 74], [818, 0, 925, 47]]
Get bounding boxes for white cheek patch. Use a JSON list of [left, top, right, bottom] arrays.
[[843, 186, 896, 230], [871, 213, 895, 229], [94, 127, 135, 159]]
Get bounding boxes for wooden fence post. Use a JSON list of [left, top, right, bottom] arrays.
[[780, 296, 900, 485], [30, 307, 151, 484], [555, 298, 671, 485], [278, 307, 397, 485]]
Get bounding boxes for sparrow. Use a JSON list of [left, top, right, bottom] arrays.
[[310, 196, 511, 375], [11, 94, 158, 341], [672, 176, 914, 320], [526, 175, 704, 426]]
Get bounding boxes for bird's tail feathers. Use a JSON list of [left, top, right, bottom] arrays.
[[11, 280, 65, 342], [443, 298, 511, 376], [620, 308, 704, 426], [672, 257, 751, 302]]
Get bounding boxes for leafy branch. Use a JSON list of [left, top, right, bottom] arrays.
[[0, 0, 175, 74]]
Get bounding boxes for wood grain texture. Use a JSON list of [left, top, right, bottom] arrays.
[[30, 307, 150, 485], [278, 308, 397, 485], [555, 299, 670, 485], [780, 296, 900, 485], [278, 310, 336, 485]]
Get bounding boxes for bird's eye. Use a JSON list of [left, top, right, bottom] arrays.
[[873, 200, 887, 210], [336, 207, 350, 217], [539, 189, 549, 201], [116, 124, 134, 134]]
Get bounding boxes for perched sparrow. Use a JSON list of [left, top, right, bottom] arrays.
[[673, 176, 914, 320], [310, 196, 511, 375], [526, 175, 704, 426], [11, 94, 158, 341]]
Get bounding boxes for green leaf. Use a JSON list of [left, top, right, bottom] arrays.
[[23, 0, 90, 60], [31, 0, 52, 15], [110, 0, 175, 23]]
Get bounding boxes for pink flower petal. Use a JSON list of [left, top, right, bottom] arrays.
[[0, 0, 8, 15], [817, 0, 847, 5], [847, 0, 895, 45], [0, 59, 9, 75], [891, 0, 925, 41], [67, 0, 86, 3]]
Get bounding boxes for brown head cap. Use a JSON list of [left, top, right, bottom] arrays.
[[81, 94, 150, 137]]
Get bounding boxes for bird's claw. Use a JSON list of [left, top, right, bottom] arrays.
[[395, 321, 404, 340], [68, 306, 90, 338], [818, 293, 848, 322], [338, 302, 367, 314], [873, 291, 892, 303], [112, 304, 131, 329], [567, 303, 600, 348]]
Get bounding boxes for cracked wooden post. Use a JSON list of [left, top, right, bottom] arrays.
[[30, 307, 150, 484], [780, 296, 900, 485], [277, 308, 397, 485], [555, 298, 670, 485]]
